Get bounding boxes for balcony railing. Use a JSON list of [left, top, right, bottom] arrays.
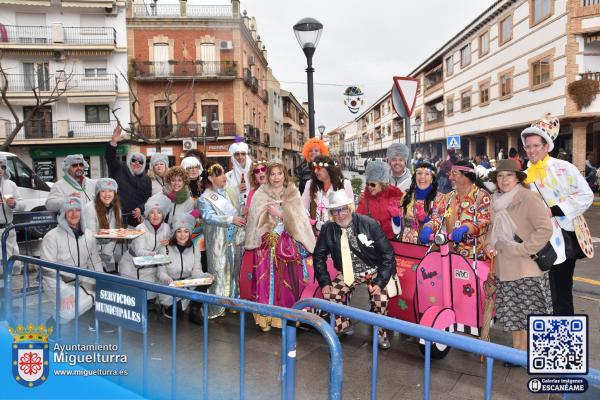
[[582, 0, 600, 6], [2, 74, 118, 93], [132, 4, 233, 18], [68, 121, 116, 137], [0, 25, 116, 46], [69, 74, 118, 91], [580, 72, 600, 81], [243, 68, 252, 86], [251, 77, 259, 93], [11, 121, 57, 139], [135, 123, 236, 140], [134, 61, 237, 79]]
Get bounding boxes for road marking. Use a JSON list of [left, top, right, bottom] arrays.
[[574, 276, 600, 286], [592, 237, 600, 243]]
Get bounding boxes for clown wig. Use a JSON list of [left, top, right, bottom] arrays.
[[301, 138, 329, 162]]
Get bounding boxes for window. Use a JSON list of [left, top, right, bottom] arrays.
[[479, 31, 490, 57], [445, 55, 454, 76], [446, 95, 454, 116], [499, 14, 513, 45], [460, 43, 471, 67], [85, 105, 110, 123], [84, 68, 107, 77], [153, 43, 170, 76], [529, 50, 554, 89], [479, 79, 491, 106], [530, 0, 552, 26], [461, 89, 471, 111], [498, 67, 514, 100]]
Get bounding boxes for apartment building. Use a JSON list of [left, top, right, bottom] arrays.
[[0, 0, 130, 179], [337, 120, 359, 170], [266, 67, 283, 160], [281, 89, 309, 173], [356, 91, 405, 159], [127, 0, 270, 166], [407, 0, 600, 171]]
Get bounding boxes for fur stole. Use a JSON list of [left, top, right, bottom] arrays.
[[244, 183, 315, 252]]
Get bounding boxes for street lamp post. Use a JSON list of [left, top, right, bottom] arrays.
[[293, 17, 323, 139], [413, 117, 421, 154], [318, 124, 326, 138]]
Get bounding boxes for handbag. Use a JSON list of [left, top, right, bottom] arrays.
[[384, 273, 402, 298], [514, 234, 557, 272]]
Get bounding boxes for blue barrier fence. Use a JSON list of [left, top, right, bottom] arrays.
[[4, 255, 343, 399], [293, 298, 600, 400]]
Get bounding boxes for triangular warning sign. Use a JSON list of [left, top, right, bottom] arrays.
[[393, 76, 419, 117], [448, 137, 459, 148]]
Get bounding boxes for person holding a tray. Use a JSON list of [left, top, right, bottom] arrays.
[[83, 178, 123, 274], [199, 163, 245, 319], [119, 195, 171, 296], [157, 213, 205, 323], [244, 159, 315, 331]]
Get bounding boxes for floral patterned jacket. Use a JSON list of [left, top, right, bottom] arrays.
[[425, 184, 491, 259], [400, 192, 446, 244]]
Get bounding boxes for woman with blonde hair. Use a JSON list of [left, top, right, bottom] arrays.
[[247, 160, 268, 208], [244, 159, 315, 331]]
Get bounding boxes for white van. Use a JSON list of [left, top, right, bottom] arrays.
[[0, 151, 51, 212]]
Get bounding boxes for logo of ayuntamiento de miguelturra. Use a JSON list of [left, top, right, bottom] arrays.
[[9, 324, 52, 388]]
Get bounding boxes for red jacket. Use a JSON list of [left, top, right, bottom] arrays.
[[356, 185, 403, 239]]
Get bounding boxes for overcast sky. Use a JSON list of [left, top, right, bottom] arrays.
[[200, 0, 489, 131]]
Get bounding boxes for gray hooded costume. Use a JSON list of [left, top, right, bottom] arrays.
[[0, 155, 24, 274], [45, 154, 96, 212]]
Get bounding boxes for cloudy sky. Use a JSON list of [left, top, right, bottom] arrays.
[[205, 0, 490, 131]]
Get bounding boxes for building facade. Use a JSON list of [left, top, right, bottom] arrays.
[[266, 67, 283, 160], [127, 0, 270, 166], [407, 0, 600, 171], [356, 92, 404, 160], [0, 0, 130, 180], [281, 89, 308, 173], [339, 120, 358, 170]]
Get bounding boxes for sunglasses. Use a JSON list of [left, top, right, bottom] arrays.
[[253, 166, 267, 174], [0, 165, 6, 170], [234, 152, 247, 157], [330, 207, 349, 216], [367, 182, 379, 188], [72, 163, 85, 168], [131, 158, 144, 165]]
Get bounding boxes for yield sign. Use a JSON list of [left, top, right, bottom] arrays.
[[391, 76, 419, 118]]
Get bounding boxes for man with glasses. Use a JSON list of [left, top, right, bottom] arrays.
[[313, 189, 396, 349], [106, 126, 152, 226], [225, 140, 252, 207], [521, 114, 593, 315], [46, 154, 96, 212]]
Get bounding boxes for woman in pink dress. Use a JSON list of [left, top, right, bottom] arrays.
[[244, 159, 315, 331]]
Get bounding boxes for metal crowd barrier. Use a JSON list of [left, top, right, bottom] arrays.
[[293, 298, 600, 400], [3, 255, 342, 400]]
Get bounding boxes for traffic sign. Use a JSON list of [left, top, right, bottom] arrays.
[[391, 76, 419, 118], [447, 135, 461, 149]]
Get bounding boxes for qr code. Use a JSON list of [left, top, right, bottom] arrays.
[[528, 315, 588, 375]]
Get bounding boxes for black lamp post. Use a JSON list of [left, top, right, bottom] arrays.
[[318, 124, 326, 138], [413, 116, 422, 154], [293, 17, 323, 139]]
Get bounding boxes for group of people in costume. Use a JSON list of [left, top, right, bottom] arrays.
[[5, 113, 592, 354]]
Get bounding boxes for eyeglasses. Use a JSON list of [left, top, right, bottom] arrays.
[[330, 207, 350, 216], [234, 152, 247, 157], [367, 182, 378, 188], [253, 166, 267, 174], [0, 165, 6, 170], [72, 163, 85, 168], [131, 159, 144, 165], [186, 166, 200, 171]]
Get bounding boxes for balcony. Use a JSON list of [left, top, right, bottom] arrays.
[[11, 121, 57, 140], [261, 89, 269, 104], [135, 123, 236, 140], [424, 66, 443, 94], [251, 77, 259, 93], [68, 121, 117, 137], [580, 72, 600, 81], [425, 102, 445, 129], [133, 61, 237, 80], [132, 3, 233, 18], [0, 25, 116, 51], [246, 126, 260, 144]]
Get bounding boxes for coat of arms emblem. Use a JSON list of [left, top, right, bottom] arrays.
[[9, 324, 52, 388]]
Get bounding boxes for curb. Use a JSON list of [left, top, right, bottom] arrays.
[[594, 198, 600, 207]]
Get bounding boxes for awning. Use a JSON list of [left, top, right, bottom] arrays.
[[0, 0, 50, 6], [206, 151, 230, 158], [30, 144, 128, 158], [61, 0, 115, 8]]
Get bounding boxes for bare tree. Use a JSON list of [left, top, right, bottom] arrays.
[[112, 72, 196, 152], [0, 56, 74, 151]]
